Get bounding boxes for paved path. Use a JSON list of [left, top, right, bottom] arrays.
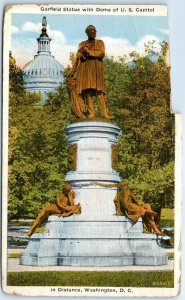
[[8, 258, 174, 273]]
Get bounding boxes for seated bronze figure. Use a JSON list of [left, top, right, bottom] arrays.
[[114, 182, 163, 235], [27, 183, 81, 237]]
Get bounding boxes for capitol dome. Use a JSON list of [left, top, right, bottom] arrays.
[[23, 17, 64, 100]]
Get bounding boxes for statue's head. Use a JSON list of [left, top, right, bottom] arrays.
[[118, 181, 129, 191], [63, 183, 72, 194], [85, 25, 97, 39]]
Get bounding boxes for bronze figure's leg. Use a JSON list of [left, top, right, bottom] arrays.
[[145, 214, 163, 235], [85, 90, 96, 118], [97, 92, 111, 119], [27, 205, 55, 237], [27, 211, 48, 237], [114, 197, 123, 216]]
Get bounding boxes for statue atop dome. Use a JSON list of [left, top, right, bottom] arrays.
[[42, 16, 47, 28], [40, 16, 49, 38]]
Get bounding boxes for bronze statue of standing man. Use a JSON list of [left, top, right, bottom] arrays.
[[69, 25, 111, 119]]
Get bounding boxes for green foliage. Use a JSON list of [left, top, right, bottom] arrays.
[[8, 57, 71, 219], [8, 41, 174, 219], [160, 219, 174, 228], [8, 221, 33, 226], [104, 41, 174, 209], [7, 271, 174, 287], [9, 52, 24, 94]]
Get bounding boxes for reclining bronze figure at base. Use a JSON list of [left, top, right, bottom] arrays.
[[114, 182, 163, 235], [27, 183, 81, 237]]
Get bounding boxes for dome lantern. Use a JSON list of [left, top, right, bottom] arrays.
[[37, 16, 51, 55]]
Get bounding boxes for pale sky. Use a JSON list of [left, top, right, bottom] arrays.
[[11, 13, 169, 68]]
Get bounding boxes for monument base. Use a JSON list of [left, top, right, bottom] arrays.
[[20, 216, 168, 266], [20, 121, 168, 267]]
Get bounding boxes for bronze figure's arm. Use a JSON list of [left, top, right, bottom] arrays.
[[129, 190, 140, 204], [56, 194, 71, 211], [68, 190, 76, 206], [87, 41, 105, 59]]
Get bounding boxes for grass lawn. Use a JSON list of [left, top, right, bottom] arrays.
[[8, 271, 174, 287], [160, 208, 174, 228], [8, 253, 21, 258], [160, 208, 174, 220]]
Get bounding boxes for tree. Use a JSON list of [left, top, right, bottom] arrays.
[[8, 56, 72, 219], [106, 41, 174, 208]]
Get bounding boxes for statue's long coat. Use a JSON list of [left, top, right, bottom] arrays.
[[76, 39, 105, 95]]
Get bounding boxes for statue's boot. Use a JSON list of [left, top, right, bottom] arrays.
[[149, 221, 163, 235], [116, 211, 123, 216], [87, 114, 95, 119], [27, 221, 40, 236], [27, 221, 40, 237], [102, 113, 112, 120], [27, 228, 34, 237]]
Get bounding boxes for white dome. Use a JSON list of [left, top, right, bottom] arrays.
[[22, 17, 64, 99], [23, 54, 63, 84]]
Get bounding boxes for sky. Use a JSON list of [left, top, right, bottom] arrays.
[[11, 13, 169, 68]]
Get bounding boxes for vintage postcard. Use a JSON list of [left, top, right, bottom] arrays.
[[2, 4, 181, 297]]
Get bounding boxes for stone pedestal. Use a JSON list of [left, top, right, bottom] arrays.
[[65, 120, 121, 182], [20, 121, 168, 266]]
